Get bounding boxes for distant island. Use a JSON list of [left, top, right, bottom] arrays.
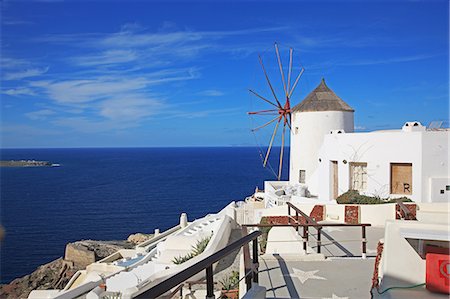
[[0, 160, 60, 167]]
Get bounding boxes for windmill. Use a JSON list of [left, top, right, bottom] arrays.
[[248, 43, 304, 180]]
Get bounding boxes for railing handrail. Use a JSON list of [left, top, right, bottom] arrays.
[[134, 230, 262, 298], [243, 223, 372, 227], [286, 202, 318, 224]]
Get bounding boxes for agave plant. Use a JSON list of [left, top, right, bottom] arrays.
[[172, 233, 213, 264], [220, 271, 240, 291], [191, 233, 212, 256], [172, 253, 194, 265]]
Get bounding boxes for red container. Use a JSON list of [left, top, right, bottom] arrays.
[[426, 252, 450, 294]]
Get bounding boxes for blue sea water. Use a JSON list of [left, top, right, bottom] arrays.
[[0, 147, 288, 284]]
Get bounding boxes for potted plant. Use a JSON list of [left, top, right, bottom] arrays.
[[220, 271, 239, 299]]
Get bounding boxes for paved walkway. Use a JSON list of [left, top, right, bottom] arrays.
[[307, 225, 385, 258], [258, 226, 385, 298], [259, 255, 375, 299]]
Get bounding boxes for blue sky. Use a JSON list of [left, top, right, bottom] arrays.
[[1, 0, 448, 148]]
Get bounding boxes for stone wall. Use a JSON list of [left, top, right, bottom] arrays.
[[65, 243, 96, 269], [344, 205, 360, 224]]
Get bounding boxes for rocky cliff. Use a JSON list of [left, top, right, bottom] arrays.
[[0, 239, 135, 299]]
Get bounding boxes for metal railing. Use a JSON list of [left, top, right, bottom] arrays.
[[132, 230, 262, 299], [287, 202, 322, 252], [245, 202, 371, 257]]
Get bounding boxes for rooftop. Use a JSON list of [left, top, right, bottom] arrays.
[[292, 78, 354, 113]]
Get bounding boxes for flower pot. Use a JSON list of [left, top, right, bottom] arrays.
[[221, 289, 239, 299]]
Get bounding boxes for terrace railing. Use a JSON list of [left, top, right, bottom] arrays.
[[128, 230, 262, 299], [245, 202, 371, 258]]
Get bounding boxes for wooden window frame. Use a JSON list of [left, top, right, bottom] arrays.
[[349, 162, 368, 192], [390, 162, 413, 195]]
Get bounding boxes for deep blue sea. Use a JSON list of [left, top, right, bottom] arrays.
[[0, 147, 288, 284]]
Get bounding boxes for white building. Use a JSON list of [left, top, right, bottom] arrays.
[[289, 78, 354, 193], [265, 79, 449, 204]]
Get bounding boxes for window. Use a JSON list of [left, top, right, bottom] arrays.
[[299, 170, 306, 184], [390, 163, 412, 195], [350, 162, 367, 191]]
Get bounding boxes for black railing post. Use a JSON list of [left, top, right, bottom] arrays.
[[288, 205, 291, 223], [362, 225, 367, 259], [252, 238, 259, 284], [317, 227, 322, 254], [303, 226, 308, 251], [206, 265, 214, 299], [245, 271, 252, 292], [296, 211, 299, 232]]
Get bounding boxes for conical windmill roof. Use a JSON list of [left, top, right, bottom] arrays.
[[292, 78, 354, 112]]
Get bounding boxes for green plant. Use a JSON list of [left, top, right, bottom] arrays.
[[258, 217, 272, 254], [336, 190, 412, 205], [172, 233, 213, 264], [220, 271, 240, 291], [191, 234, 212, 256], [172, 253, 194, 265]]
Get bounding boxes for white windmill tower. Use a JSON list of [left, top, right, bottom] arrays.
[[289, 78, 354, 195]]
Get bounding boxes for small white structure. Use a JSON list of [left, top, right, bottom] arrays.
[[265, 79, 449, 205], [317, 123, 449, 203]]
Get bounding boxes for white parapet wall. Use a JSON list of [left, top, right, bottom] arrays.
[[380, 220, 450, 288], [416, 202, 450, 224], [359, 204, 396, 227]]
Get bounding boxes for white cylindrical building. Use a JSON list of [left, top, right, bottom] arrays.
[[290, 78, 354, 195]]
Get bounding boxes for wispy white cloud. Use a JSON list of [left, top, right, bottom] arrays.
[[198, 89, 225, 97], [30, 68, 198, 104], [167, 107, 242, 119], [4, 24, 287, 134], [72, 49, 138, 67], [1, 57, 31, 69], [25, 109, 56, 120], [99, 96, 164, 121], [307, 54, 439, 70], [4, 67, 49, 80], [2, 87, 37, 96], [339, 54, 438, 66]]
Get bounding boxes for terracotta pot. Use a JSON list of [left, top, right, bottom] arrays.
[[221, 289, 239, 299]]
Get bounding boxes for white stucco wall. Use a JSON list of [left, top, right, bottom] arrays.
[[421, 131, 450, 202], [381, 220, 450, 287], [317, 129, 449, 203], [289, 110, 354, 194]]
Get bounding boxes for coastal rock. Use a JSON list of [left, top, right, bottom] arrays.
[[127, 233, 154, 245], [0, 240, 133, 299], [65, 240, 134, 268], [0, 258, 75, 299]]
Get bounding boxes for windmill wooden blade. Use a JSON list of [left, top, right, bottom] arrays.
[[288, 67, 304, 99], [275, 43, 287, 97], [248, 109, 280, 115], [251, 115, 281, 132], [263, 118, 281, 167], [248, 44, 303, 180], [248, 89, 278, 108], [259, 55, 282, 108], [287, 48, 293, 95], [278, 124, 286, 180]]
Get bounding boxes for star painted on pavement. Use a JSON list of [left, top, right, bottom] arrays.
[[323, 294, 349, 299], [289, 268, 327, 283]]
